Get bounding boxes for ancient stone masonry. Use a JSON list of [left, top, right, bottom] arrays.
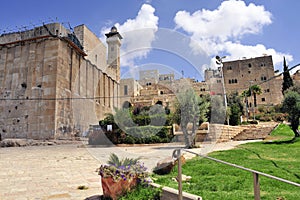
[[222, 55, 283, 106], [0, 23, 121, 139]]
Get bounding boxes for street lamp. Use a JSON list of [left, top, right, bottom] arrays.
[[249, 80, 255, 121], [215, 55, 229, 125]]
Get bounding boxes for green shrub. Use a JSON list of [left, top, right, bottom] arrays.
[[123, 135, 135, 144], [119, 184, 161, 200], [259, 115, 272, 122], [133, 115, 151, 126], [121, 126, 173, 144], [241, 121, 249, 125]]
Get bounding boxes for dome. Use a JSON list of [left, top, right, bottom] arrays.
[[111, 26, 117, 33]]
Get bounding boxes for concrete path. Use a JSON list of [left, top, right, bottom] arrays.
[[0, 140, 260, 200]]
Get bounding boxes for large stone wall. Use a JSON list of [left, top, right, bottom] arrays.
[[0, 23, 119, 140], [0, 37, 59, 139]]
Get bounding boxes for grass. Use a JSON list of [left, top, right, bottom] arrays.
[[118, 184, 161, 200], [152, 123, 300, 200]]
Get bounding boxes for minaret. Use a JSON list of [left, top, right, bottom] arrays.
[[105, 26, 122, 81]]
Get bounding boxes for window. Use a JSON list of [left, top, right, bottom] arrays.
[[160, 91, 164, 95], [261, 76, 267, 81], [248, 63, 252, 68], [248, 71, 251, 74], [217, 80, 221, 83], [261, 98, 266, 102], [261, 63, 266, 67], [229, 79, 238, 84], [227, 66, 232, 70], [124, 85, 128, 95]]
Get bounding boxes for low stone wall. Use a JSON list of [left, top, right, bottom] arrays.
[[151, 183, 202, 200]]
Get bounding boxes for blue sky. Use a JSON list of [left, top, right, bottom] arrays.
[[1, 0, 299, 81]]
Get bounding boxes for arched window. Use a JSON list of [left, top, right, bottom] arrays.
[[156, 101, 163, 105], [122, 101, 132, 109]]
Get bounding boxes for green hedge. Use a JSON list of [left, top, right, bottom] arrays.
[[122, 126, 173, 144]]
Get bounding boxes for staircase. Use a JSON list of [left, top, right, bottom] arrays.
[[173, 122, 279, 143], [204, 124, 247, 143], [232, 122, 278, 141]]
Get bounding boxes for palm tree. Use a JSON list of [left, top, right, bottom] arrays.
[[249, 85, 262, 107]]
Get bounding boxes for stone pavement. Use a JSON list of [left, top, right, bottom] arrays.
[[0, 140, 260, 200]]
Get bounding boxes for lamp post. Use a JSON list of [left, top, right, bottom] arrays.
[[216, 55, 229, 125], [249, 80, 255, 121]]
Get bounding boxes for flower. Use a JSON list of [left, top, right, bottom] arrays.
[[97, 153, 151, 185]]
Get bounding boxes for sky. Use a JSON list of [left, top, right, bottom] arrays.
[[1, 0, 299, 81]]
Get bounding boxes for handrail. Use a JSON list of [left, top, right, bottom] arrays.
[[172, 148, 300, 200]]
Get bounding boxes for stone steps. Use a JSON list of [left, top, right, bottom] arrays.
[[232, 122, 278, 141], [173, 122, 279, 143]]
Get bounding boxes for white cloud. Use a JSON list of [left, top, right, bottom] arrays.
[[101, 4, 158, 68], [174, 0, 293, 69]]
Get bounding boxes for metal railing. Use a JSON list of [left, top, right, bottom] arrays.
[[172, 149, 300, 200]]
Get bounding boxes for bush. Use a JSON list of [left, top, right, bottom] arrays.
[[272, 113, 288, 122], [119, 184, 161, 200], [121, 126, 173, 144], [133, 115, 151, 126], [259, 115, 272, 122], [249, 120, 259, 124]]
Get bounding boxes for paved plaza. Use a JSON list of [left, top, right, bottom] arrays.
[[0, 140, 257, 200]]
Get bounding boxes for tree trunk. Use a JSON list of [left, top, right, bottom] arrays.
[[291, 118, 300, 137], [181, 126, 191, 148], [190, 120, 197, 148]]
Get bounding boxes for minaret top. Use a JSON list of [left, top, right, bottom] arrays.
[[105, 26, 123, 39]]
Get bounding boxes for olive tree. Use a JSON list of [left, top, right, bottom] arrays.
[[173, 89, 210, 148]]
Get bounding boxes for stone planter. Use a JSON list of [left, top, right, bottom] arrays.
[[101, 176, 138, 200]]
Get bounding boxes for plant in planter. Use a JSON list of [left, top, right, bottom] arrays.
[[97, 153, 150, 200]]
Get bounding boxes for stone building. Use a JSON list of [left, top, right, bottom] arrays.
[[222, 55, 283, 106], [293, 70, 300, 85], [0, 23, 122, 139], [121, 70, 209, 110], [120, 78, 142, 108]]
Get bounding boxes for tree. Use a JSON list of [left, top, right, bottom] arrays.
[[282, 56, 294, 94], [282, 91, 300, 137], [227, 92, 244, 125], [241, 90, 250, 120], [209, 95, 226, 124], [173, 89, 210, 148], [249, 85, 262, 107], [113, 108, 136, 129]]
